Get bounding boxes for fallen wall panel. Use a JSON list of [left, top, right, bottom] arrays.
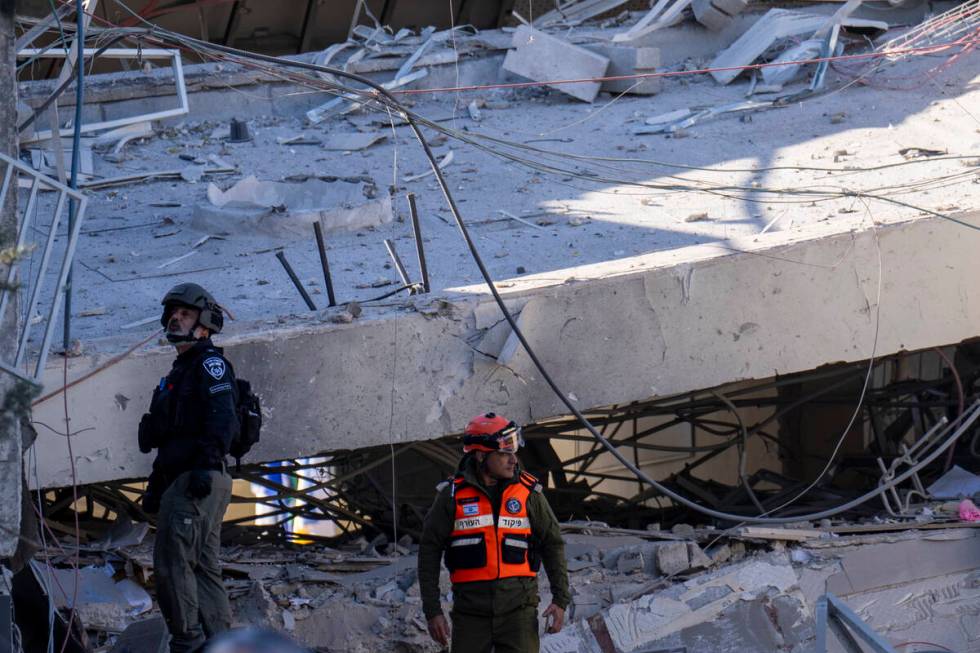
[[31, 211, 980, 487]]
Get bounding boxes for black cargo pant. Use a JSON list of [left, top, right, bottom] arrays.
[[154, 469, 233, 653], [451, 606, 539, 653]]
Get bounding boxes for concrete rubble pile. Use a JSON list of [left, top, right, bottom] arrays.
[[26, 499, 980, 653]]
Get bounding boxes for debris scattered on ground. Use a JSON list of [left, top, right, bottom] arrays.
[[31, 561, 153, 632], [321, 133, 387, 151], [194, 175, 392, 238], [709, 8, 887, 85], [533, 0, 634, 28], [403, 150, 454, 183], [29, 513, 980, 652]]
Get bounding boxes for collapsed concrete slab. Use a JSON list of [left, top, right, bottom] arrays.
[[503, 25, 610, 102], [30, 209, 980, 487]]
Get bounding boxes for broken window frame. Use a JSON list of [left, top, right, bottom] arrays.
[[0, 153, 88, 384], [17, 48, 189, 144]]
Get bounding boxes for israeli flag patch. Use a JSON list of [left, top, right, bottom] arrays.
[[462, 504, 480, 516], [203, 357, 226, 380]]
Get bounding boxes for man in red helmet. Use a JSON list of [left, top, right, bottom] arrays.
[[418, 413, 570, 652]]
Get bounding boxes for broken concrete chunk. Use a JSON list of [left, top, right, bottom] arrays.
[[235, 580, 280, 629], [321, 133, 386, 151], [610, 580, 656, 603], [693, 0, 749, 31], [655, 541, 690, 575], [292, 600, 381, 650], [582, 45, 661, 95], [605, 594, 695, 651], [684, 583, 733, 610], [570, 590, 604, 622], [502, 25, 610, 103], [687, 542, 712, 569], [617, 550, 645, 574], [193, 176, 392, 239]]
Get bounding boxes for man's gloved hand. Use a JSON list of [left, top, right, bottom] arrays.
[[186, 470, 212, 499]]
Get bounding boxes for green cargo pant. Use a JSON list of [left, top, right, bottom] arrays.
[[154, 470, 233, 653], [450, 606, 539, 653]]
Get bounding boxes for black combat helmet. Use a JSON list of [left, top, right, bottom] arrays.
[[160, 282, 224, 334]]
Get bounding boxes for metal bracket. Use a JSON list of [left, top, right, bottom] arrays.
[[876, 416, 948, 517], [815, 592, 897, 653]]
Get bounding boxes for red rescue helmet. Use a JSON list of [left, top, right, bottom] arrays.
[[462, 413, 523, 453]]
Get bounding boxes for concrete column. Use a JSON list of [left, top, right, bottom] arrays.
[[0, 0, 24, 558]]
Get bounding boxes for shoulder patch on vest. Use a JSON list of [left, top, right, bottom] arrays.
[[202, 356, 226, 380]]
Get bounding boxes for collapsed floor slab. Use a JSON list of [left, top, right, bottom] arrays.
[[31, 209, 980, 487]]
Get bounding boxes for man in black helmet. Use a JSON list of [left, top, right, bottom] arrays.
[[138, 282, 239, 653]]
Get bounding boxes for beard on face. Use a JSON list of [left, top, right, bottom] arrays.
[[168, 319, 186, 335]]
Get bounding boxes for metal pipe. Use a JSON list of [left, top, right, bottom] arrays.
[[312, 222, 337, 307], [64, 0, 87, 351], [275, 251, 317, 311], [37, 193, 88, 378], [0, 175, 40, 326], [0, 162, 13, 203], [16, 191, 67, 368], [383, 239, 414, 292], [407, 194, 430, 293]]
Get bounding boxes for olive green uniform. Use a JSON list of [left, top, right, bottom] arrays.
[[418, 457, 570, 652], [154, 469, 233, 653]]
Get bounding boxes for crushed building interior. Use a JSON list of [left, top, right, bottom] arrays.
[[1, 0, 980, 651]]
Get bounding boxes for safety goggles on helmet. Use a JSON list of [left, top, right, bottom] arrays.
[[462, 413, 524, 453], [494, 423, 524, 453]]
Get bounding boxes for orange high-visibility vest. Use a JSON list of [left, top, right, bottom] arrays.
[[445, 471, 540, 583]]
